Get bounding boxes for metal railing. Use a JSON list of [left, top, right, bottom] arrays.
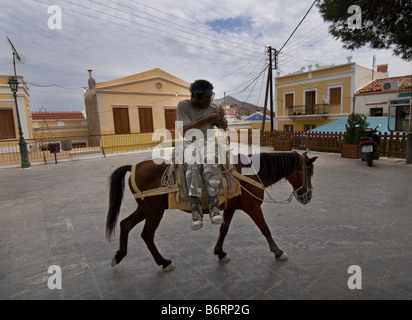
[[0, 133, 160, 166], [0, 130, 408, 167], [286, 104, 329, 116]]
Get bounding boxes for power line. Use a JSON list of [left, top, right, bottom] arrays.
[[59, 0, 260, 59], [278, 0, 318, 55], [26, 82, 84, 90], [33, 0, 258, 60], [125, 0, 264, 49], [102, 0, 263, 54]]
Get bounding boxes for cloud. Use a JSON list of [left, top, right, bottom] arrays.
[[1, 0, 410, 111]]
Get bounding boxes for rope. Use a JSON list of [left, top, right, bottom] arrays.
[[160, 164, 175, 188], [221, 164, 293, 205]]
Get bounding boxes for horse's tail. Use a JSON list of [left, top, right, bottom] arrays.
[[106, 165, 132, 241]]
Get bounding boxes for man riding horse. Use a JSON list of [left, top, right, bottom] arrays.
[[176, 79, 227, 230]]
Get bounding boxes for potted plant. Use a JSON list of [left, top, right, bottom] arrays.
[[341, 113, 369, 158], [274, 132, 293, 151]]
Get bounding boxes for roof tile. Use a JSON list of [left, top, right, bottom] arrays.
[[32, 111, 85, 121], [356, 75, 412, 94]]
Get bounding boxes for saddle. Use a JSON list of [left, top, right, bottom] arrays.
[[166, 151, 241, 210]]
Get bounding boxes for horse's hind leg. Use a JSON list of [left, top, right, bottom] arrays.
[[214, 208, 235, 263], [141, 210, 175, 272], [112, 207, 145, 267], [244, 207, 288, 260]]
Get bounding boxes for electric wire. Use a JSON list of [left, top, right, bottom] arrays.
[[125, 0, 264, 49], [100, 0, 263, 54]]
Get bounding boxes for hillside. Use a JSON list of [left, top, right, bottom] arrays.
[[214, 96, 263, 116]]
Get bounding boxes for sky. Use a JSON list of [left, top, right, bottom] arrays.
[[1, 0, 411, 112]]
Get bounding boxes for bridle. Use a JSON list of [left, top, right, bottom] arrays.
[[292, 159, 313, 205]]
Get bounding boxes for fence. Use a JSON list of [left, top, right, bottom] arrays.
[[259, 130, 408, 157], [0, 130, 408, 167], [0, 133, 160, 167]]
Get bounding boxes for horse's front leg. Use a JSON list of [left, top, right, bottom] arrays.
[[244, 207, 288, 260], [214, 208, 235, 263]]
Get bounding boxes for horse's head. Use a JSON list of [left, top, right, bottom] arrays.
[[286, 152, 317, 205]]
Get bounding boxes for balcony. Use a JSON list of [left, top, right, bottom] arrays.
[[286, 104, 329, 118]]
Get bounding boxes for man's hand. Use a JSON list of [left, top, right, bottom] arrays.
[[206, 113, 220, 125]]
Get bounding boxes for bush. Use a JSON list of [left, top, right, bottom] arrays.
[[343, 113, 369, 144]]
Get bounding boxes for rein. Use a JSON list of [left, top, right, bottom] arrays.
[[224, 154, 312, 205]]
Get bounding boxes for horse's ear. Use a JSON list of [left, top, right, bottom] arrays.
[[309, 156, 318, 164]]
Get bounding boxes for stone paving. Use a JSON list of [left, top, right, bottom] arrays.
[[0, 148, 411, 300]]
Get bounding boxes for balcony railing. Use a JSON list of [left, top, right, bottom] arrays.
[[286, 104, 329, 116]]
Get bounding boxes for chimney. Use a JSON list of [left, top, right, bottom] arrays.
[[87, 69, 96, 90], [377, 64, 388, 73]]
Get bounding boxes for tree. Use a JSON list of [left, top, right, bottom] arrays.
[[317, 0, 412, 61], [344, 113, 369, 145]]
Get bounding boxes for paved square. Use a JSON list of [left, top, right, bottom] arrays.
[[0, 149, 411, 300]]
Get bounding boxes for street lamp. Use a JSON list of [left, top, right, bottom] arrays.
[[8, 77, 31, 169]]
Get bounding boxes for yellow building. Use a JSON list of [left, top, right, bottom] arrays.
[[0, 75, 33, 141], [275, 58, 386, 132], [86, 68, 191, 137]]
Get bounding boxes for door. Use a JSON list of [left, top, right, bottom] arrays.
[[113, 108, 130, 134], [139, 108, 154, 133], [305, 91, 316, 114]]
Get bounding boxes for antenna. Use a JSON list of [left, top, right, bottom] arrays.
[[6, 36, 22, 76]]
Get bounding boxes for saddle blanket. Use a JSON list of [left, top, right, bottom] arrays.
[[168, 164, 241, 211], [168, 180, 241, 211]]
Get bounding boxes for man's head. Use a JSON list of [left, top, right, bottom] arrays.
[[190, 79, 214, 108]]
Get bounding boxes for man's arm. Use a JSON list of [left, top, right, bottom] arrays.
[[182, 113, 221, 135]]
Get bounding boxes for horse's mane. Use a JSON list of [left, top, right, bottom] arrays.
[[257, 152, 302, 186]]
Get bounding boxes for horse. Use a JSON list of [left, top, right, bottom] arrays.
[[106, 150, 317, 271]]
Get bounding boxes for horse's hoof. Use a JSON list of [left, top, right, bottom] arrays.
[[220, 255, 231, 264], [277, 252, 288, 261], [111, 257, 118, 267], [163, 262, 176, 272]]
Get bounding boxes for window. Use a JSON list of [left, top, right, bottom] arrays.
[[370, 108, 383, 117], [304, 124, 316, 131], [138, 108, 154, 133], [329, 87, 341, 105], [0, 110, 16, 139], [285, 93, 294, 108], [113, 108, 130, 134], [165, 109, 177, 138], [284, 125, 293, 132], [285, 93, 294, 115]]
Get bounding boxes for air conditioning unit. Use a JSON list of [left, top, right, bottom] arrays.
[[382, 80, 398, 91]]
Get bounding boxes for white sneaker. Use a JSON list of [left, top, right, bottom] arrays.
[[191, 206, 203, 230], [209, 206, 223, 225]]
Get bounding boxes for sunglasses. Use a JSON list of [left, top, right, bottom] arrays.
[[198, 92, 215, 101]]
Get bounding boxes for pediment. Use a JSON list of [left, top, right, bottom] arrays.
[[96, 68, 190, 95]]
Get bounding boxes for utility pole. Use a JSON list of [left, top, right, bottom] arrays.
[[407, 78, 412, 164], [261, 46, 277, 132]]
